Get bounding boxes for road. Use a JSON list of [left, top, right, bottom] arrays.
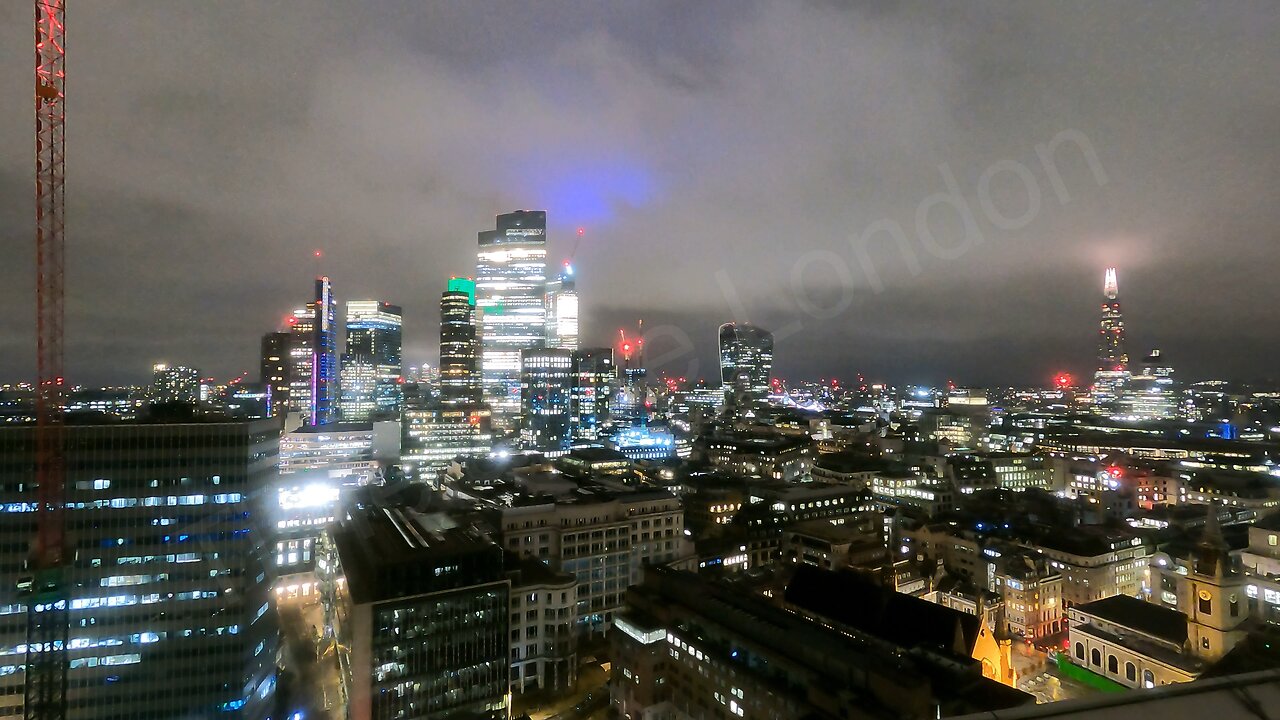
[[278, 598, 346, 720]]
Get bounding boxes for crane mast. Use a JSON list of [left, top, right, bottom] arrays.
[[26, 1, 69, 719]]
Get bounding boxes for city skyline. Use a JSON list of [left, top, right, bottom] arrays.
[[1, 3, 1279, 387]]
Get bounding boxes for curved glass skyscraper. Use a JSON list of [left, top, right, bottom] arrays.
[[718, 322, 774, 418]]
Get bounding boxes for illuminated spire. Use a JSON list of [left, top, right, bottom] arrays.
[[1104, 267, 1118, 300]]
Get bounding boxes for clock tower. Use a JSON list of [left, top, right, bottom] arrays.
[[1177, 508, 1249, 662]]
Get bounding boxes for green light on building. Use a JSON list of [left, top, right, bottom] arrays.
[[448, 277, 476, 305]]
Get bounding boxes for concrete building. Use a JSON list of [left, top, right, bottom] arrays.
[[696, 431, 813, 482], [507, 557, 577, 694], [498, 490, 688, 636], [278, 421, 399, 476], [327, 508, 510, 720]]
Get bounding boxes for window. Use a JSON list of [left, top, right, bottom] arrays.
[[1143, 669, 1155, 688], [1126, 662, 1136, 682], [1091, 648, 1101, 667], [1270, 534, 1277, 547], [1201, 637, 1210, 650], [1108, 655, 1118, 674], [1230, 594, 1240, 617], [1199, 594, 1212, 615]]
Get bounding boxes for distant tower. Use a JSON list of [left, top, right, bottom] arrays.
[[545, 262, 579, 350], [340, 300, 402, 420], [288, 277, 338, 425], [440, 277, 481, 405], [259, 331, 291, 415], [1092, 268, 1129, 410], [149, 363, 201, 405], [476, 211, 548, 425], [571, 348, 615, 441], [1177, 508, 1249, 662], [519, 347, 574, 454], [719, 322, 774, 418]]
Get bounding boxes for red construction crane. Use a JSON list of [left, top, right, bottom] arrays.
[[25, 2, 69, 719]]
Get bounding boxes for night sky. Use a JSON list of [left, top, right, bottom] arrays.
[[1, 2, 1278, 388]]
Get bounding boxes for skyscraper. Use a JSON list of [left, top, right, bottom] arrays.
[[0, 419, 280, 719], [1093, 267, 1129, 410], [520, 347, 574, 454], [719, 322, 774, 417], [571, 348, 615, 441], [545, 263, 579, 350], [340, 301, 402, 421], [288, 277, 338, 426], [259, 331, 291, 415], [476, 211, 548, 423], [440, 277, 481, 406]]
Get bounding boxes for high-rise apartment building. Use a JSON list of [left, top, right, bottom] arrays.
[[476, 211, 548, 423], [340, 301, 402, 421], [0, 419, 280, 719], [440, 278, 481, 406]]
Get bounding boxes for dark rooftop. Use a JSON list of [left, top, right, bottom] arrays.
[[785, 564, 982, 657], [1076, 595, 1188, 646]]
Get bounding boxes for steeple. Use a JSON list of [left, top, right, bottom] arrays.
[[1104, 267, 1119, 300], [1193, 505, 1233, 578]]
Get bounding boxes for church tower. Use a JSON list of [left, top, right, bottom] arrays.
[[1177, 507, 1249, 662]]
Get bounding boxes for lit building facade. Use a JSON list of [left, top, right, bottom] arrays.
[[149, 363, 200, 405], [327, 508, 510, 720], [0, 420, 280, 719], [1118, 349, 1178, 421], [477, 211, 548, 423], [571, 347, 615, 441], [1093, 267, 1130, 410], [340, 301, 402, 421], [499, 491, 687, 636], [718, 322, 774, 418], [520, 348, 574, 455], [544, 263, 579, 350], [259, 331, 291, 415], [440, 277, 481, 406], [288, 277, 339, 425], [401, 399, 493, 482]]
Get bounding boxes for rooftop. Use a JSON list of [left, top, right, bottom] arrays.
[[1075, 594, 1188, 646]]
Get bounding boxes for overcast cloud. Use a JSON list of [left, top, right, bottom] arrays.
[[1, 1, 1277, 387]]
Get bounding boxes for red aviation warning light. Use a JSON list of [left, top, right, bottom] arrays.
[[1055, 372, 1073, 389]]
